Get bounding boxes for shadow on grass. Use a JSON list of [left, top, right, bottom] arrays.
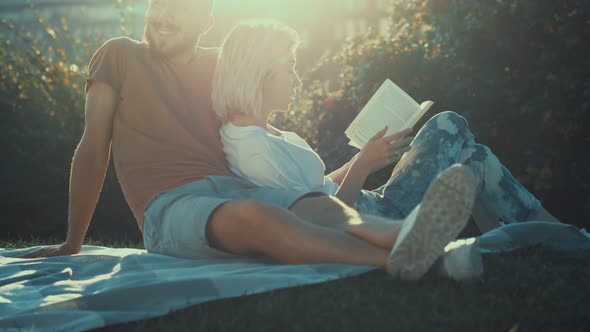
[[85, 247, 590, 332]]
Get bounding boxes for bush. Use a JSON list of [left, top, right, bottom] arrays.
[[0, 4, 140, 241], [276, 0, 590, 228], [2, 0, 588, 241]]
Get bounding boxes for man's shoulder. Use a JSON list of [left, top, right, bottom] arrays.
[[96, 37, 146, 57], [196, 46, 220, 64]]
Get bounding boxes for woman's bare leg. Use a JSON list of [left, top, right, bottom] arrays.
[[206, 200, 390, 266]]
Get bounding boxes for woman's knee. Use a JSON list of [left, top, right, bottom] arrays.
[[412, 111, 471, 149], [431, 111, 470, 135]]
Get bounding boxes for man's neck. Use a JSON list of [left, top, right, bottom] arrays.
[[167, 47, 198, 65]]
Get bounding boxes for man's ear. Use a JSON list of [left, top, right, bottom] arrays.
[[200, 15, 215, 35]]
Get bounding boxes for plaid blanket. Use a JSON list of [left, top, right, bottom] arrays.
[[1, 222, 588, 332]]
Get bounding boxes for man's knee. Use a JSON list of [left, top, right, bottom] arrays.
[[290, 195, 359, 222], [209, 200, 273, 231], [206, 200, 273, 255]]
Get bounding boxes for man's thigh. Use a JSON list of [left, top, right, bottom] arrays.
[[206, 200, 273, 257], [143, 176, 317, 259], [143, 191, 241, 260]]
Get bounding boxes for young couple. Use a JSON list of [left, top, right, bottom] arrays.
[[19, 0, 560, 281]]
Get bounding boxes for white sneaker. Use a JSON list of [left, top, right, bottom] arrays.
[[386, 164, 477, 280], [433, 238, 484, 282]]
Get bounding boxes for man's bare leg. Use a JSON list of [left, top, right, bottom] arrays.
[[207, 164, 476, 281], [206, 200, 389, 266], [289, 195, 401, 249]]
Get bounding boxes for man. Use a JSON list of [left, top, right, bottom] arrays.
[[19, 0, 477, 280]]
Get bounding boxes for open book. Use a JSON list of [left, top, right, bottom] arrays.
[[345, 79, 434, 149]]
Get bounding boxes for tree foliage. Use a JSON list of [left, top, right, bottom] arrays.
[[1, 0, 589, 240], [275, 0, 590, 227]]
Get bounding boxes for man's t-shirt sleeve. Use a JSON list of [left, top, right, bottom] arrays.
[[85, 38, 128, 95]]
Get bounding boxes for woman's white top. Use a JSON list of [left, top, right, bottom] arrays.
[[220, 123, 340, 195]]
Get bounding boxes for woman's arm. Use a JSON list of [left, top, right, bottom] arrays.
[[333, 127, 414, 207], [326, 155, 358, 184], [333, 160, 370, 206]]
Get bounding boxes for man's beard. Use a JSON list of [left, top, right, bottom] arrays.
[[144, 26, 201, 58]]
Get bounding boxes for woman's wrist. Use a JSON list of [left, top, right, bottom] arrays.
[[349, 159, 371, 178]]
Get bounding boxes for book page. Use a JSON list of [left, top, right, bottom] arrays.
[[407, 101, 435, 129], [345, 79, 422, 148]]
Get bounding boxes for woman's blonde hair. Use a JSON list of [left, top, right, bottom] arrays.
[[212, 21, 301, 120]]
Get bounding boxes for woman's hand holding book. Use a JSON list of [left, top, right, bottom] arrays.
[[353, 126, 414, 175]]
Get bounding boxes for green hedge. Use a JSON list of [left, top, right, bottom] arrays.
[[275, 0, 590, 228], [0, 5, 138, 241]]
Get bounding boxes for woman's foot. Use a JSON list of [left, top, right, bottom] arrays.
[[433, 237, 484, 282], [386, 164, 477, 280]]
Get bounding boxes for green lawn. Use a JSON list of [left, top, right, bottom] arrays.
[[2, 238, 589, 332]]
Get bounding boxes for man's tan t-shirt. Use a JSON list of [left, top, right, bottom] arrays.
[[85, 37, 232, 231]]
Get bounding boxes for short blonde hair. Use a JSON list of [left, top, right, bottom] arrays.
[[212, 21, 301, 120]]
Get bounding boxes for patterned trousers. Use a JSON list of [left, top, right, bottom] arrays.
[[355, 111, 541, 225]]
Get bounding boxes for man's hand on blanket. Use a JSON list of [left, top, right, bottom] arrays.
[[16, 242, 79, 259]]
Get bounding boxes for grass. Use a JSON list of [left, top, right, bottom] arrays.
[[2, 238, 589, 332]]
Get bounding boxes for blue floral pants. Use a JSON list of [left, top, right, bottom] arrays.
[[355, 111, 541, 224]]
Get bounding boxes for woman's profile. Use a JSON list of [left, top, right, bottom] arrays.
[[212, 21, 560, 231]]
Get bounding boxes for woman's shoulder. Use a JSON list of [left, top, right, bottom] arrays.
[[220, 123, 278, 153], [221, 123, 269, 140]]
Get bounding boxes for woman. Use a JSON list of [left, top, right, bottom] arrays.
[[212, 22, 560, 230]]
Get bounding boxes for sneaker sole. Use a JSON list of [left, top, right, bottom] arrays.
[[386, 164, 476, 280]]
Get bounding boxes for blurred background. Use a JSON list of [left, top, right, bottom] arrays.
[[1, 0, 589, 243], [0, 0, 392, 75]]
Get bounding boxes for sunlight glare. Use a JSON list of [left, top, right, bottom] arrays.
[[444, 237, 476, 253]]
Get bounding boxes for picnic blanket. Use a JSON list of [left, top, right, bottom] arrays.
[[1, 221, 589, 332]]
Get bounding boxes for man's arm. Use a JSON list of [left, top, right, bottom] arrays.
[[18, 82, 118, 258]]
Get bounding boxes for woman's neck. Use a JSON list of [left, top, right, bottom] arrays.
[[226, 112, 280, 136], [226, 112, 266, 127]]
